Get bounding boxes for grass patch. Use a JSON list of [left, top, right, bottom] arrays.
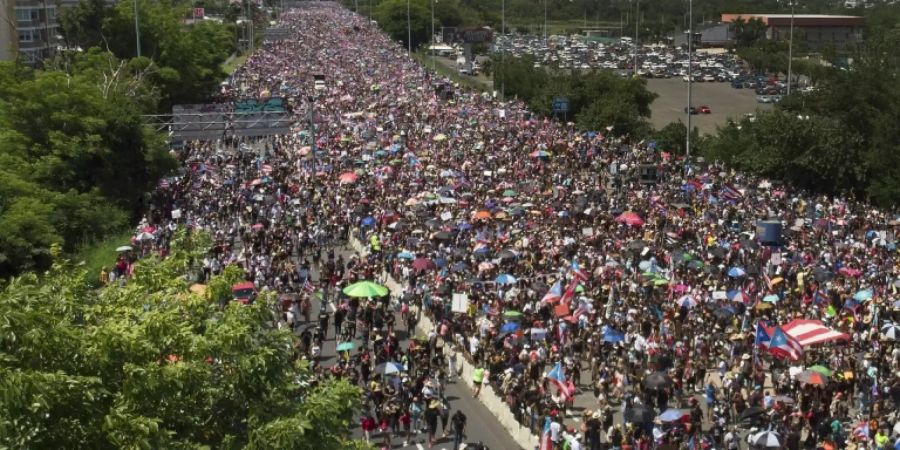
[[73, 229, 133, 288], [412, 50, 492, 92], [221, 54, 249, 75]]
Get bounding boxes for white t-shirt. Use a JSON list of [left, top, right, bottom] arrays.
[[550, 422, 562, 443]]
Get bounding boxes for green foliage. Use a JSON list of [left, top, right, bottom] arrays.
[[0, 57, 175, 277], [730, 17, 768, 48], [494, 55, 656, 137], [374, 0, 431, 50], [652, 121, 699, 156], [0, 231, 366, 449]]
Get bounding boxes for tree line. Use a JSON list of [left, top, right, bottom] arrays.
[[0, 0, 237, 277]]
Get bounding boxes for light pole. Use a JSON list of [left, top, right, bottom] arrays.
[[544, 0, 547, 40], [686, 0, 693, 161], [133, 0, 141, 57], [407, 0, 412, 54], [501, 0, 505, 98], [633, 0, 639, 77], [431, 0, 435, 71], [787, 0, 795, 96]]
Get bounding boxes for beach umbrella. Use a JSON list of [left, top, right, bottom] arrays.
[[375, 361, 405, 375], [336, 342, 355, 352], [727, 267, 747, 278], [797, 370, 828, 386], [495, 274, 518, 284], [397, 251, 415, 260], [500, 322, 520, 333], [643, 372, 673, 390], [624, 405, 655, 423], [615, 212, 644, 227], [881, 323, 900, 340], [750, 431, 781, 448], [342, 281, 389, 298], [658, 409, 689, 423]]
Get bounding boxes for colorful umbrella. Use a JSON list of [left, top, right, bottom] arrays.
[[397, 251, 415, 260], [727, 267, 747, 278], [807, 365, 832, 377], [615, 211, 644, 227], [336, 342, 355, 352], [797, 370, 828, 386], [495, 274, 518, 284], [502, 310, 523, 319], [338, 172, 359, 184]]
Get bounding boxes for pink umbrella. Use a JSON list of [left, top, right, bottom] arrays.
[[672, 284, 689, 293], [298, 146, 311, 156], [338, 172, 359, 184], [251, 223, 264, 231], [616, 212, 645, 227], [838, 267, 862, 278]]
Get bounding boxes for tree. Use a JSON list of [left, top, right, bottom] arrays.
[[652, 120, 699, 156], [374, 0, 431, 50], [0, 230, 367, 449]]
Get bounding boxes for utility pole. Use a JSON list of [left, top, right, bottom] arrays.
[[430, 0, 435, 71], [633, 0, 639, 77], [134, 0, 141, 57], [407, 0, 411, 54], [686, 0, 693, 162], [501, 0, 505, 99], [543, 0, 547, 40], [787, 0, 795, 96]]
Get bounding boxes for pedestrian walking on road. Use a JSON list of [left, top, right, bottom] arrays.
[[451, 409, 467, 450], [472, 365, 485, 398]]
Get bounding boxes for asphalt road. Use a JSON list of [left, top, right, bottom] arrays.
[[302, 245, 523, 450], [644, 78, 772, 134]]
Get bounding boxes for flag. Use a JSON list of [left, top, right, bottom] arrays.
[[303, 279, 315, 293], [539, 416, 553, 450], [560, 279, 579, 305], [570, 259, 589, 283], [545, 362, 570, 400], [768, 326, 804, 361], [754, 322, 772, 348], [853, 421, 870, 441], [720, 183, 743, 201], [542, 281, 563, 304], [573, 301, 590, 318]]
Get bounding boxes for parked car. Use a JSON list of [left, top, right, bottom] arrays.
[[698, 105, 711, 114], [232, 281, 258, 305], [756, 95, 772, 103], [684, 106, 699, 114]]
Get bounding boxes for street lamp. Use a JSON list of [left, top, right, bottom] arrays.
[[787, 0, 795, 96], [686, 0, 693, 161], [407, 0, 411, 54], [133, 0, 141, 57], [633, 0, 640, 78]]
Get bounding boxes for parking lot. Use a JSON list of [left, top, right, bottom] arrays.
[[646, 78, 773, 134]]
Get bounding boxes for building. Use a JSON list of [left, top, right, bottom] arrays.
[[1, 0, 17, 60], [721, 14, 864, 52], [14, 0, 58, 64]]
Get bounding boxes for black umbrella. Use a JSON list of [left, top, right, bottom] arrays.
[[710, 247, 728, 259], [628, 240, 648, 251], [432, 231, 455, 241], [498, 249, 518, 261], [643, 372, 673, 390], [813, 267, 834, 283], [739, 406, 766, 421], [425, 219, 443, 230], [624, 405, 655, 424]]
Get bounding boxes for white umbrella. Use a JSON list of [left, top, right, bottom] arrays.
[[750, 431, 781, 448], [116, 245, 133, 252], [881, 323, 900, 340], [135, 232, 155, 241]]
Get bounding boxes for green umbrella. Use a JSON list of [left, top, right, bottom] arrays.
[[576, 284, 585, 293], [642, 272, 659, 279], [503, 310, 523, 319], [653, 279, 670, 286], [342, 280, 389, 298], [502, 189, 518, 197], [336, 342, 355, 352], [807, 365, 832, 377], [682, 253, 695, 261]]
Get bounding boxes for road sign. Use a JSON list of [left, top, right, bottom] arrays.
[[454, 28, 493, 43], [552, 97, 570, 114], [193, 7, 204, 19]]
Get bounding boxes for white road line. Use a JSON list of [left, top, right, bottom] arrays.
[[416, 443, 425, 450]]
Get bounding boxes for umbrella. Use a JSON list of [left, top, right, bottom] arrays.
[[727, 267, 747, 278], [338, 172, 359, 184], [853, 289, 874, 301], [495, 274, 518, 284], [796, 370, 828, 386], [714, 306, 737, 320], [432, 231, 454, 241], [450, 262, 469, 272], [498, 249, 519, 261], [624, 405, 655, 423], [342, 281, 389, 298], [360, 216, 376, 227], [643, 372, 672, 390], [658, 409, 688, 423], [502, 310, 523, 319], [336, 342, 355, 352], [529, 150, 551, 158], [375, 361, 405, 375], [115, 245, 133, 252], [676, 295, 697, 309], [763, 294, 781, 303], [397, 251, 415, 260], [615, 212, 645, 227], [135, 232, 155, 241], [807, 365, 832, 377], [881, 323, 900, 340], [412, 258, 436, 272], [500, 322, 520, 333], [529, 328, 548, 340], [750, 431, 781, 448], [739, 407, 766, 421]]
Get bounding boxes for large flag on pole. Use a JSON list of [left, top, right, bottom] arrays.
[[768, 326, 804, 361], [545, 362, 570, 401], [541, 280, 563, 304], [754, 322, 772, 348]]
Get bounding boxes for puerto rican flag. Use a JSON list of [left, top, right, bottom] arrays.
[[570, 259, 589, 283], [754, 322, 772, 348], [303, 279, 316, 293], [539, 416, 553, 450], [767, 326, 804, 361], [560, 279, 578, 305], [541, 281, 563, 304], [721, 183, 743, 201], [853, 421, 870, 441], [545, 362, 570, 401]]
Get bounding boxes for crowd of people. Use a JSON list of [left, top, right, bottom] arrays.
[[121, 3, 900, 450]]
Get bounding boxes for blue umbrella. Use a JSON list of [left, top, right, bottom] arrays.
[[603, 327, 625, 343], [457, 222, 473, 231], [495, 274, 518, 284], [658, 409, 688, 422], [434, 258, 447, 268], [451, 262, 469, 272], [728, 267, 747, 278], [500, 322, 520, 333], [474, 247, 490, 255], [853, 289, 874, 302], [361, 216, 376, 227], [397, 251, 415, 260], [763, 294, 781, 303]]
